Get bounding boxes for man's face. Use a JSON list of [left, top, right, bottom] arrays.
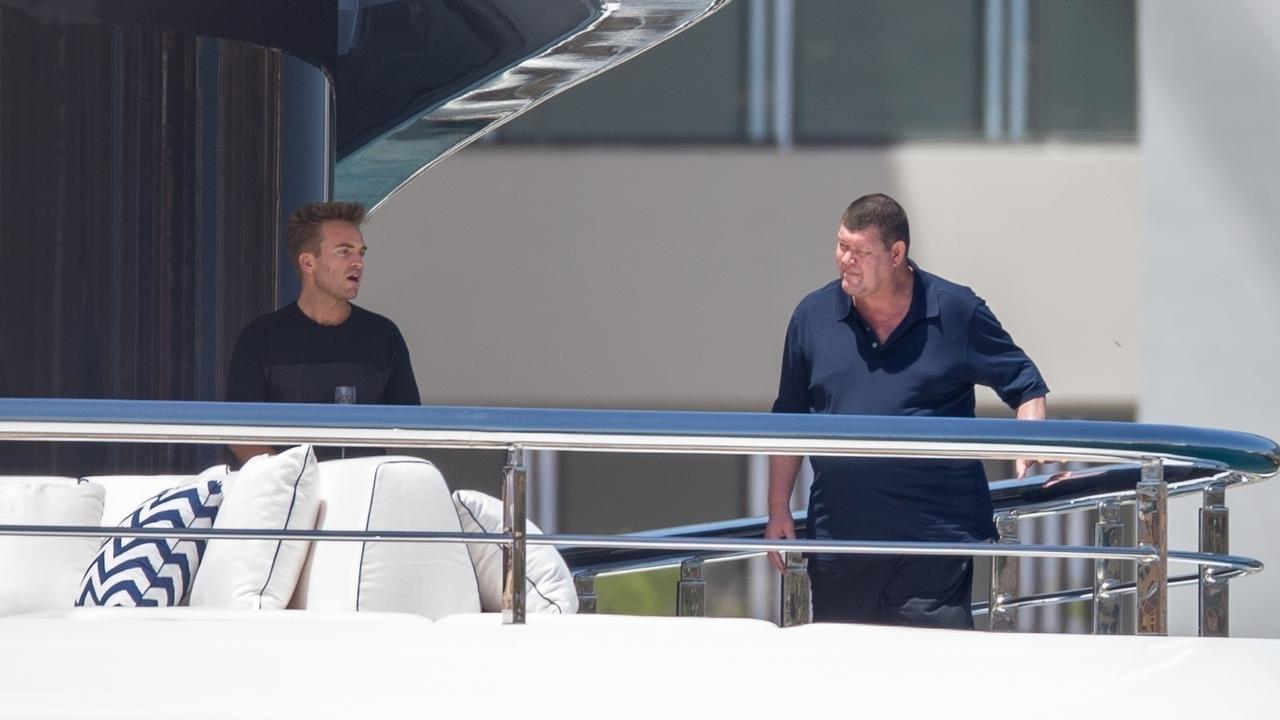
[[301, 220, 366, 301], [835, 225, 902, 300]]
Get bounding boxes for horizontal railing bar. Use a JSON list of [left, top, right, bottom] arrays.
[[588, 552, 763, 579], [972, 568, 1253, 616], [0, 525, 508, 544], [2, 525, 1261, 574], [1, 398, 1276, 473], [0, 421, 1181, 465], [991, 467, 1242, 518], [543, 534, 1156, 562]]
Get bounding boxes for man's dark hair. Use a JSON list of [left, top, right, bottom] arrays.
[[840, 193, 910, 252], [287, 201, 367, 266]]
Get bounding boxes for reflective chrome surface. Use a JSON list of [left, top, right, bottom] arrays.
[[989, 513, 1019, 632], [1092, 499, 1124, 634], [574, 571, 598, 615], [3, 399, 1276, 474], [780, 552, 810, 627], [502, 446, 528, 625], [336, 0, 733, 209], [1136, 458, 1168, 635], [677, 558, 705, 617], [1199, 481, 1229, 637]]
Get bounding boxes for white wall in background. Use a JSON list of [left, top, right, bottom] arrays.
[[1141, 0, 1280, 638], [362, 145, 1138, 414]]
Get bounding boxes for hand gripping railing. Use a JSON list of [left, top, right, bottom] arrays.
[[0, 398, 1276, 635]]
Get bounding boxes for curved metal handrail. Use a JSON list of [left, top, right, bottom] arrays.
[[1, 399, 1276, 474]]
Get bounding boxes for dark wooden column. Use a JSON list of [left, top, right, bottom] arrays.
[[0, 8, 321, 475]]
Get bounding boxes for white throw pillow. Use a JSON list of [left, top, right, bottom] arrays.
[[0, 478, 105, 615], [189, 446, 320, 609], [452, 490, 578, 614], [77, 465, 229, 607]]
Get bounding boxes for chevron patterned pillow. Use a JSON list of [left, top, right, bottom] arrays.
[[76, 466, 227, 607]]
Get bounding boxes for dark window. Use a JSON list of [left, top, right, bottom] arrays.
[[794, 0, 985, 142], [1028, 0, 1136, 140]]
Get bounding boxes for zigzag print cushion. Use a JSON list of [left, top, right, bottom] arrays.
[[76, 467, 226, 607]]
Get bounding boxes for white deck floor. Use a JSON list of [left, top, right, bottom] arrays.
[[1, 609, 1275, 719]]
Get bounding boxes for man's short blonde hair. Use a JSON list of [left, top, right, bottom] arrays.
[[286, 201, 366, 267]]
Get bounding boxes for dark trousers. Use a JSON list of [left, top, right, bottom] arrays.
[[809, 553, 975, 629]]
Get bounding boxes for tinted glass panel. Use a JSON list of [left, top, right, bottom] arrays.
[[500, 2, 747, 142], [1029, 0, 1136, 140], [795, 0, 984, 142]]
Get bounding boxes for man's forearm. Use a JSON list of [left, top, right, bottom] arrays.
[[768, 455, 803, 513], [1016, 395, 1046, 421]]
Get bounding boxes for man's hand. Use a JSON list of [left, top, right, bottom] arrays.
[[766, 454, 803, 572], [1014, 396, 1048, 478], [765, 510, 796, 572]]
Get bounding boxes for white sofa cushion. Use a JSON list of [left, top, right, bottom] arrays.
[[190, 446, 320, 610], [76, 465, 228, 607], [81, 472, 223, 528], [452, 490, 578, 614], [0, 478, 105, 615], [289, 456, 480, 618]]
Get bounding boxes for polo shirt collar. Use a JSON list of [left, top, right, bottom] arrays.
[[835, 259, 941, 322]]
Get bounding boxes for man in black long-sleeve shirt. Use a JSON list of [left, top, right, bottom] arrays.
[[225, 201, 420, 464]]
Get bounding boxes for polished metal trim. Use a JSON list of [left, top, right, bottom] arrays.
[[574, 571, 598, 614], [677, 557, 706, 617], [3, 399, 1275, 475], [337, 0, 734, 211], [0, 523, 1261, 575], [1092, 499, 1124, 635], [780, 551, 810, 627], [502, 445, 527, 625], [989, 513, 1019, 632], [976, 571, 1235, 616], [1199, 481, 1229, 637], [1136, 457, 1169, 635]]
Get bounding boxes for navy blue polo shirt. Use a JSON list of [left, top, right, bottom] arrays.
[[772, 263, 1048, 542]]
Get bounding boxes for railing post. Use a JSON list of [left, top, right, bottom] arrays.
[[989, 512, 1019, 632], [574, 571, 598, 615], [1199, 480, 1230, 637], [1092, 499, 1123, 634], [678, 557, 705, 617], [1135, 457, 1168, 635], [780, 551, 810, 627], [502, 445, 527, 625]]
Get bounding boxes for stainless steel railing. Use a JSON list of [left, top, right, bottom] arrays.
[[0, 398, 1276, 636]]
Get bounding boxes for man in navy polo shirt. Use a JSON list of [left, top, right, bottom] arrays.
[[766, 193, 1048, 629]]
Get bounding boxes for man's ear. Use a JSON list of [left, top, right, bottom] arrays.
[[892, 240, 906, 265], [298, 252, 316, 274]]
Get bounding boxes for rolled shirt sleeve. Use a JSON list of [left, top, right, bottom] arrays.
[[965, 300, 1049, 409]]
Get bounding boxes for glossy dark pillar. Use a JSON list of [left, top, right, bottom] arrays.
[[0, 8, 330, 475]]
